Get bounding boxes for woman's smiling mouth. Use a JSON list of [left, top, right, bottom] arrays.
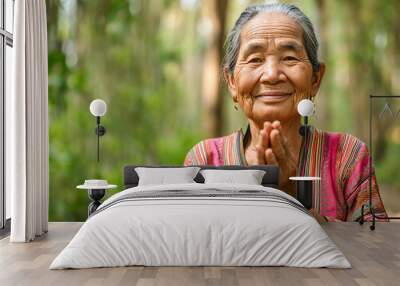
[[255, 91, 292, 102]]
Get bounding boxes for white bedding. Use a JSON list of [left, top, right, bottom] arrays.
[[50, 183, 351, 269]]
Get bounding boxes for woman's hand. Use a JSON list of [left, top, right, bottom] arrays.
[[244, 121, 273, 165], [266, 121, 298, 195], [245, 121, 298, 196]]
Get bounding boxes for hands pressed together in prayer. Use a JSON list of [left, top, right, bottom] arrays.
[[245, 120, 298, 195], [245, 121, 327, 223]]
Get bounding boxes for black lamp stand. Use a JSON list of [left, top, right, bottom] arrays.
[[296, 116, 313, 210], [95, 116, 106, 162], [88, 189, 106, 216]]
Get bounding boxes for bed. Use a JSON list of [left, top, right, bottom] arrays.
[[50, 165, 351, 269]]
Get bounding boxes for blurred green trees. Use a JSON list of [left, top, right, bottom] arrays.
[[47, 0, 400, 221], [47, 0, 206, 220]]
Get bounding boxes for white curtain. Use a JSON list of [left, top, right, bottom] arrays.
[[6, 0, 49, 242]]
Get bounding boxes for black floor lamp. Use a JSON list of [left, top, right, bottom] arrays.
[[289, 99, 321, 210], [89, 99, 107, 162]]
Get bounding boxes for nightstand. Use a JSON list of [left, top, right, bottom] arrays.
[[77, 180, 117, 216], [289, 176, 320, 210]]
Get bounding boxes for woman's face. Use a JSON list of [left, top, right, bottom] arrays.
[[226, 12, 325, 127]]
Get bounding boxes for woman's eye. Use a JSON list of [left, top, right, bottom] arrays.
[[283, 56, 298, 61], [249, 57, 263, 63]]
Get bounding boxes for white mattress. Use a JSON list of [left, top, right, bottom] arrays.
[[50, 183, 351, 269]]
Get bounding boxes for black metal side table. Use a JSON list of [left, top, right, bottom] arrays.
[[289, 176, 321, 210], [77, 180, 117, 216]]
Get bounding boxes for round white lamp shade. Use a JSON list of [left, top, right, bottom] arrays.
[[90, 99, 107, 117], [297, 99, 315, 117]]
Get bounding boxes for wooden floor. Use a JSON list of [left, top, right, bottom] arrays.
[[0, 222, 399, 286]]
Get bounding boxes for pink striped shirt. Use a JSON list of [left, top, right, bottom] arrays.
[[184, 125, 388, 222]]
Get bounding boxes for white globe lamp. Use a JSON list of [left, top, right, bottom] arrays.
[[89, 99, 107, 162], [90, 99, 107, 117], [297, 99, 315, 117]]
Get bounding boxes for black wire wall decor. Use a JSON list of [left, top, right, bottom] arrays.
[[360, 95, 400, 230]]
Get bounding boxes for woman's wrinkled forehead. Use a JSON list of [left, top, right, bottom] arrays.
[[240, 12, 304, 45]]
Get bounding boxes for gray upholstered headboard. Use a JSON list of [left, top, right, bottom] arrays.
[[123, 165, 279, 189]]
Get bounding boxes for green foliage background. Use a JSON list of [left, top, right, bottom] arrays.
[[47, 0, 400, 221]]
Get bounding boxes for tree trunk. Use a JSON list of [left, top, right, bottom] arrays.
[[391, 0, 400, 94], [314, 0, 330, 130], [201, 0, 228, 137], [347, 0, 369, 142]]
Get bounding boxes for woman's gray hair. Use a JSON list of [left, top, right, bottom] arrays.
[[224, 3, 320, 75]]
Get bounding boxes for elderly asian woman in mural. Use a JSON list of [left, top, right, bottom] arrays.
[[184, 3, 388, 222]]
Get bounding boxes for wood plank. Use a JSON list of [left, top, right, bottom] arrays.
[[0, 222, 399, 286]]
